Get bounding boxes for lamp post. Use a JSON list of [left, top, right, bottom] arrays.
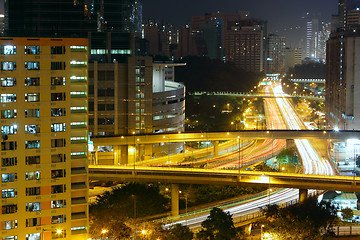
[[179, 190, 188, 226], [101, 229, 108, 240], [132, 194, 137, 240]]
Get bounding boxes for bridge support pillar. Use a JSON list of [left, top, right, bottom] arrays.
[[120, 146, 129, 165], [299, 189, 308, 203], [127, 145, 137, 165], [138, 144, 151, 162], [171, 184, 179, 217], [114, 145, 120, 165], [213, 141, 219, 156]]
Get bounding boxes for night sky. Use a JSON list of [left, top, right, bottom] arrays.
[[143, 0, 339, 46]]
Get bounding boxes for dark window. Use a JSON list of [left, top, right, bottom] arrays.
[[51, 62, 65, 70], [51, 184, 66, 194], [51, 169, 66, 179], [51, 93, 66, 101], [51, 139, 66, 148], [98, 118, 114, 125], [51, 46, 65, 54], [51, 77, 65, 86], [25, 156, 40, 165], [98, 88, 114, 97], [2, 205, 17, 214], [26, 217, 41, 227], [88, 102, 94, 111], [51, 154, 66, 163], [1, 141, 17, 151], [26, 187, 40, 196], [88, 85, 94, 94], [1, 157, 17, 167]]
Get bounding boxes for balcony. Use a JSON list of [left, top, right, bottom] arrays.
[[71, 197, 87, 205], [71, 182, 87, 190], [70, 122, 87, 129], [71, 167, 87, 175], [70, 92, 87, 99], [71, 212, 87, 220]]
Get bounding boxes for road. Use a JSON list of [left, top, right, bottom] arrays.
[[166, 83, 335, 229]]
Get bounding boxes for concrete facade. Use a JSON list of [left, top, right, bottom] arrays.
[[0, 37, 88, 240]]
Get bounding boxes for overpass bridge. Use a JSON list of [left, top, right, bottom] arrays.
[[91, 130, 360, 166], [289, 79, 325, 83], [89, 165, 360, 216], [89, 165, 360, 192], [189, 91, 324, 101], [92, 130, 360, 146]]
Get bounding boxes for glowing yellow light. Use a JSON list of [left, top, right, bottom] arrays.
[[56, 229, 62, 234], [141, 230, 147, 235]]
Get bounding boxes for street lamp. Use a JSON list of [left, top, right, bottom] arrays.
[[179, 190, 188, 226], [101, 229, 107, 240]]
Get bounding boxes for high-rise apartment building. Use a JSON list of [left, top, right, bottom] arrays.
[[5, 0, 143, 38], [284, 47, 302, 72], [266, 34, 286, 74], [0, 38, 88, 239], [224, 25, 264, 72], [326, 31, 360, 130], [186, 11, 266, 72]]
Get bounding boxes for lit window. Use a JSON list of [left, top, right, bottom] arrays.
[[1, 94, 16, 103], [25, 46, 40, 54], [1, 78, 16, 87], [51, 123, 66, 132], [1, 45, 16, 55], [2, 189, 17, 198], [1, 62, 16, 70], [25, 171, 40, 181], [24, 62, 40, 70]]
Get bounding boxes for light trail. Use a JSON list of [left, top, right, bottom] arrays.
[[167, 83, 333, 229]]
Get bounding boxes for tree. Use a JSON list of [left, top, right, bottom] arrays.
[[90, 183, 170, 239], [168, 224, 193, 240], [91, 183, 169, 219], [197, 207, 239, 240], [262, 197, 337, 240], [89, 215, 132, 240], [341, 208, 354, 222]]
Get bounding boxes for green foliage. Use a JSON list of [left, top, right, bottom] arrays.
[[90, 183, 169, 219], [197, 207, 240, 240], [185, 95, 249, 131], [177, 184, 266, 207], [262, 197, 338, 240], [176, 56, 263, 92], [341, 208, 354, 221], [168, 224, 194, 240], [254, 162, 279, 172], [287, 62, 326, 79], [89, 215, 132, 240]]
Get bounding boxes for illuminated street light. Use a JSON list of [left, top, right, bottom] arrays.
[[56, 229, 62, 234], [141, 230, 147, 235], [101, 229, 108, 234]]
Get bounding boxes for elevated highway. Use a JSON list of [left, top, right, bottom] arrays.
[[89, 165, 360, 192], [91, 130, 360, 146], [189, 91, 324, 100]]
